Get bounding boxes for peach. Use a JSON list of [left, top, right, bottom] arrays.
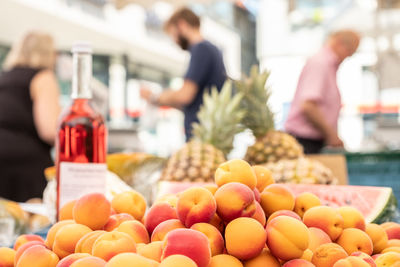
[[116, 220, 150, 244], [208, 213, 224, 233], [70, 257, 106, 267], [75, 230, 106, 254], [338, 207, 366, 231], [16, 245, 59, 267], [214, 182, 256, 222], [301, 248, 314, 262], [209, 254, 243, 267], [267, 210, 301, 225], [283, 259, 316, 267], [204, 185, 218, 195], [59, 200, 76, 221], [159, 255, 197, 267], [336, 228, 373, 255], [144, 202, 178, 234], [111, 191, 147, 221], [308, 227, 332, 252], [365, 224, 388, 254], [260, 184, 295, 217], [103, 213, 134, 231], [382, 246, 400, 254], [46, 220, 75, 249], [303, 206, 344, 241], [381, 222, 400, 240], [350, 252, 376, 267], [52, 223, 92, 259], [215, 159, 257, 189], [73, 193, 111, 230], [151, 219, 185, 242], [333, 256, 371, 267], [252, 165, 274, 193], [242, 248, 281, 267], [311, 243, 348, 267], [56, 253, 90, 267], [0, 247, 16, 267], [137, 241, 163, 262], [162, 229, 211, 267], [105, 253, 159, 267], [386, 239, 400, 248], [266, 216, 309, 261], [251, 201, 266, 227], [225, 217, 267, 260], [92, 231, 136, 261], [14, 241, 46, 265], [191, 222, 225, 256], [374, 252, 400, 267], [176, 187, 216, 227], [13, 234, 45, 250], [294, 192, 321, 218]]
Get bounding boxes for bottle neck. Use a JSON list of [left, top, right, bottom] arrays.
[[71, 52, 92, 99]]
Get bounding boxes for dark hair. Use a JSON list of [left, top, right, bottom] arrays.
[[164, 8, 200, 30]]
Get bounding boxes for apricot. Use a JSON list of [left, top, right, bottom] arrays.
[[46, 220, 75, 249], [350, 252, 377, 267], [209, 254, 243, 267], [374, 252, 400, 267], [73, 193, 111, 230], [14, 241, 46, 265], [338, 207, 366, 231], [266, 216, 309, 261], [333, 256, 371, 267], [303, 206, 344, 241], [386, 239, 400, 248], [365, 223, 388, 254], [308, 227, 332, 252], [176, 187, 216, 227], [159, 255, 197, 267], [336, 228, 373, 255], [137, 241, 163, 262], [260, 184, 295, 217], [69, 257, 106, 267], [116, 220, 150, 244], [151, 219, 185, 242], [111, 191, 147, 221], [162, 229, 211, 267], [225, 217, 267, 260], [92, 231, 136, 261], [16, 245, 59, 267], [251, 201, 266, 227], [214, 182, 256, 222], [105, 252, 159, 267], [52, 223, 92, 258], [75, 230, 106, 254], [191, 222, 225, 256], [294, 192, 321, 218], [301, 248, 314, 262], [208, 213, 224, 233], [144, 202, 178, 234], [382, 246, 400, 254], [204, 184, 218, 195], [215, 159, 257, 189], [242, 248, 281, 267], [252, 165, 274, 193], [59, 200, 77, 221], [283, 259, 316, 266], [56, 253, 90, 267], [13, 234, 44, 250], [103, 213, 134, 232], [311, 243, 348, 267], [381, 222, 400, 240], [0, 247, 16, 267], [267, 210, 301, 225]]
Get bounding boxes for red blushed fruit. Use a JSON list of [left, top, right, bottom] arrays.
[[382, 222, 400, 240], [176, 187, 217, 228], [214, 182, 256, 223], [14, 241, 46, 266], [56, 253, 90, 267], [103, 213, 135, 231], [252, 202, 266, 227], [162, 229, 211, 267], [267, 210, 301, 225], [151, 219, 185, 242], [253, 188, 261, 202], [144, 202, 178, 234], [351, 252, 377, 267], [14, 234, 45, 250], [282, 259, 316, 267]]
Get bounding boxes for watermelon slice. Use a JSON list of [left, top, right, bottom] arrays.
[[157, 181, 399, 224]]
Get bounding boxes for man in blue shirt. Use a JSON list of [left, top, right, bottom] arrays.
[[141, 8, 227, 140]]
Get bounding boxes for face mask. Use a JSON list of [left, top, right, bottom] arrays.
[[177, 33, 190, 51]]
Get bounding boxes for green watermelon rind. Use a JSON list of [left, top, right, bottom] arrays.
[[372, 191, 398, 224]]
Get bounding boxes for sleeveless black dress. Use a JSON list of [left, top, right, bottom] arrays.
[[0, 67, 53, 202]]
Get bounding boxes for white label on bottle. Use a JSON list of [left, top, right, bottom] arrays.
[[59, 162, 107, 208]]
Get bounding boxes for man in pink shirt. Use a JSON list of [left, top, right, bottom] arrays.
[[285, 30, 360, 154]]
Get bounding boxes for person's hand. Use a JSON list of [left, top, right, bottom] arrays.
[[140, 87, 152, 102], [326, 133, 344, 147]]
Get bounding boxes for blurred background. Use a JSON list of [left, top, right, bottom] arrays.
[[0, 0, 399, 156]]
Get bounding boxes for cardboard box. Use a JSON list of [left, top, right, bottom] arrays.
[[308, 154, 348, 185]]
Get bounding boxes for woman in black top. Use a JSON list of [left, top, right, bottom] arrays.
[[0, 31, 61, 202]]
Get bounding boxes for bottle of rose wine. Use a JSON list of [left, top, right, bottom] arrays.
[[56, 42, 107, 219]]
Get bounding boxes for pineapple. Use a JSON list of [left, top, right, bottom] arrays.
[[235, 65, 303, 165], [161, 81, 245, 183]]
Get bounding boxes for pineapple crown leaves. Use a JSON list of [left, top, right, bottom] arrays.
[[191, 80, 246, 156], [235, 65, 275, 138]]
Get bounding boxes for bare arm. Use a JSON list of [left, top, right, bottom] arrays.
[[141, 80, 198, 109], [30, 70, 61, 145], [301, 100, 343, 147]]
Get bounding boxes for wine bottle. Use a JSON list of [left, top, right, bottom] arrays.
[[56, 42, 107, 219]]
